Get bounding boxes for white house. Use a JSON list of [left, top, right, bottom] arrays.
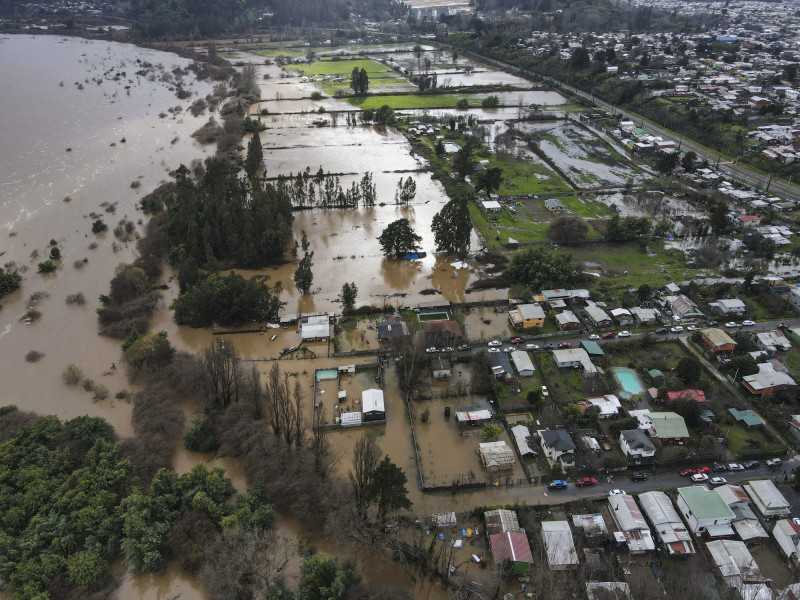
[[631, 307, 658, 324], [361, 389, 385, 421], [754, 331, 792, 354], [638, 491, 695, 555], [541, 521, 579, 570], [676, 486, 735, 536], [539, 429, 576, 467], [744, 479, 791, 518], [708, 298, 747, 316], [619, 429, 656, 462], [607, 493, 656, 554], [610, 308, 634, 325], [552, 348, 598, 374], [772, 519, 800, 564], [510, 350, 535, 377], [582, 394, 621, 419]]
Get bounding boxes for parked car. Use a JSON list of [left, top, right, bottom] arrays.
[[488, 340, 502, 347], [679, 468, 696, 477], [444, 347, 454, 352], [548, 480, 568, 489], [712, 463, 728, 472], [690, 473, 709, 483], [511, 337, 524, 344], [426, 347, 438, 353], [696, 466, 711, 474], [609, 489, 626, 496], [488, 348, 500, 353], [558, 342, 572, 348], [670, 326, 684, 333], [727, 463, 744, 472], [725, 322, 739, 328], [541, 386, 549, 397], [743, 460, 760, 469], [766, 458, 783, 468], [458, 344, 472, 351], [742, 320, 756, 326], [686, 325, 698, 331], [655, 328, 668, 334], [543, 343, 555, 350], [503, 346, 514, 353], [710, 477, 728, 487], [525, 343, 539, 351], [588, 334, 600, 340], [630, 472, 648, 482], [575, 477, 597, 487], [618, 331, 632, 337], [707, 321, 719, 326]]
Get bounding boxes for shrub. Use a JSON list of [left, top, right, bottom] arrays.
[[91, 219, 107, 233], [37, 260, 56, 273], [183, 417, 220, 453], [456, 98, 469, 109], [481, 95, 500, 108], [25, 351, 44, 362], [310, 91, 323, 100], [65, 292, 86, 305], [62, 364, 83, 384], [92, 384, 109, 401]]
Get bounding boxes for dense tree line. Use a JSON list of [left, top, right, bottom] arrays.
[[274, 168, 377, 209], [507, 245, 578, 290]]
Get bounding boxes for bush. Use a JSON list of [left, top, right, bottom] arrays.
[[25, 351, 44, 362], [456, 98, 469, 109], [183, 417, 220, 453], [37, 260, 56, 273], [481, 95, 500, 108], [91, 219, 107, 233], [310, 91, 323, 100], [65, 292, 86, 305], [49, 247, 61, 260], [62, 364, 83, 384]]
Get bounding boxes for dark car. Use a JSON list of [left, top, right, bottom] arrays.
[[548, 480, 568, 490], [679, 468, 696, 477], [602, 332, 616, 339], [712, 463, 728, 472], [743, 460, 760, 469], [575, 477, 597, 487], [707, 321, 719, 326], [630, 472, 648, 482], [655, 328, 668, 334], [558, 342, 572, 349], [542, 343, 555, 350]]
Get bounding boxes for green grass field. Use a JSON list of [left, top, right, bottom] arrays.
[[347, 93, 483, 110], [292, 57, 398, 77], [251, 47, 309, 58], [484, 155, 572, 195], [559, 197, 615, 218]]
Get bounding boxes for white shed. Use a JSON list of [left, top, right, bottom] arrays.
[[510, 350, 535, 377], [362, 389, 385, 421]]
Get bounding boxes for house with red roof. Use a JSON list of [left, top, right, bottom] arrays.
[[489, 531, 533, 574]]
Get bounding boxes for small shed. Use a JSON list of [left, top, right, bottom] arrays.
[[479, 441, 515, 471], [361, 389, 385, 421], [484, 509, 521, 535], [340, 412, 362, 427], [431, 355, 452, 379], [510, 350, 535, 377]]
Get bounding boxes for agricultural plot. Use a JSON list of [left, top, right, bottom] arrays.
[[291, 57, 415, 94]]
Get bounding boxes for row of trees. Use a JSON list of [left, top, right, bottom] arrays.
[[350, 67, 369, 95], [274, 169, 378, 209]]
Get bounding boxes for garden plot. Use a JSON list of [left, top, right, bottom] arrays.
[[524, 122, 646, 187]]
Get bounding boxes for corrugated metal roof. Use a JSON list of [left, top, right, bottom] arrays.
[[541, 521, 579, 568]]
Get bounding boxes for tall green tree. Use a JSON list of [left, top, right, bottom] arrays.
[[340, 282, 358, 315], [452, 138, 478, 178], [0, 265, 21, 297], [507, 246, 577, 291], [350, 67, 369, 95], [294, 251, 314, 295], [474, 167, 503, 195], [299, 553, 360, 600], [394, 177, 416, 205], [363, 456, 412, 522], [431, 196, 472, 254], [377, 219, 422, 256], [245, 131, 264, 182]]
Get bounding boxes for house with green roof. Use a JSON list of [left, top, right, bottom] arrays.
[[676, 486, 735, 536], [650, 412, 689, 444], [728, 408, 764, 429]]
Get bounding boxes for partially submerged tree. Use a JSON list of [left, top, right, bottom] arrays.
[[294, 250, 314, 294], [431, 196, 472, 255], [377, 219, 422, 256], [340, 282, 358, 315]]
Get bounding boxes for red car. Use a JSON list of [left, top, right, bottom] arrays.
[[696, 466, 711, 474], [679, 468, 696, 477], [602, 332, 616, 339], [575, 477, 597, 487], [558, 342, 572, 349], [510, 337, 524, 344]]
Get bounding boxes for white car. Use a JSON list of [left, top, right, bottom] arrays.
[[488, 348, 500, 353], [541, 386, 549, 397], [444, 347, 454, 353], [670, 326, 683, 333], [690, 473, 709, 483], [710, 477, 727, 486], [525, 343, 539, 351], [727, 463, 744, 472], [426, 347, 438, 353], [488, 340, 502, 347], [725, 321, 739, 328], [503, 346, 514, 353], [742, 320, 755, 326], [588, 334, 600, 340], [609, 489, 626, 496], [686, 325, 698, 331], [618, 331, 631, 337]]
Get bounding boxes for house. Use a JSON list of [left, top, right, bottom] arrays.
[[488, 352, 513, 378], [607, 493, 656, 554], [791, 414, 800, 443], [743, 479, 791, 518], [701, 328, 738, 355], [571, 513, 608, 543], [541, 521, 579, 570], [555, 310, 582, 330], [619, 429, 656, 464], [431, 355, 451, 379], [716, 484, 770, 545], [638, 491, 695, 555], [709, 298, 747, 316], [631, 307, 658, 324], [581, 394, 621, 419], [422, 320, 462, 346], [755, 330, 792, 354], [511, 425, 536, 457], [479, 441, 516, 471], [610, 308, 634, 326], [790, 288, 800, 313], [628, 409, 654, 430], [552, 348, 598, 375], [542, 289, 590, 305], [580, 340, 604, 357], [484, 509, 521, 536], [489, 531, 533, 574], [742, 363, 797, 395], [481, 199, 501, 212], [667, 389, 707, 403], [586, 306, 613, 328], [665, 282, 681, 294], [545, 198, 566, 212], [732, 214, 762, 228], [509, 303, 546, 329], [301, 314, 332, 340], [455, 408, 492, 430], [377, 321, 406, 343], [706, 540, 770, 599], [676, 486, 736, 536], [650, 412, 689, 444], [728, 408, 764, 428], [539, 429, 576, 467], [664, 295, 705, 322], [586, 583, 631, 600], [361, 389, 385, 421], [510, 350, 535, 377], [772, 519, 800, 565]]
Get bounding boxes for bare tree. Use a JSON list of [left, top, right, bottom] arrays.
[[242, 363, 264, 420], [350, 432, 382, 518], [291, 378, 305, 447], [311, 406, 338, 482], [201, 340, 241, 410], [265, 362, 288, 438]]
